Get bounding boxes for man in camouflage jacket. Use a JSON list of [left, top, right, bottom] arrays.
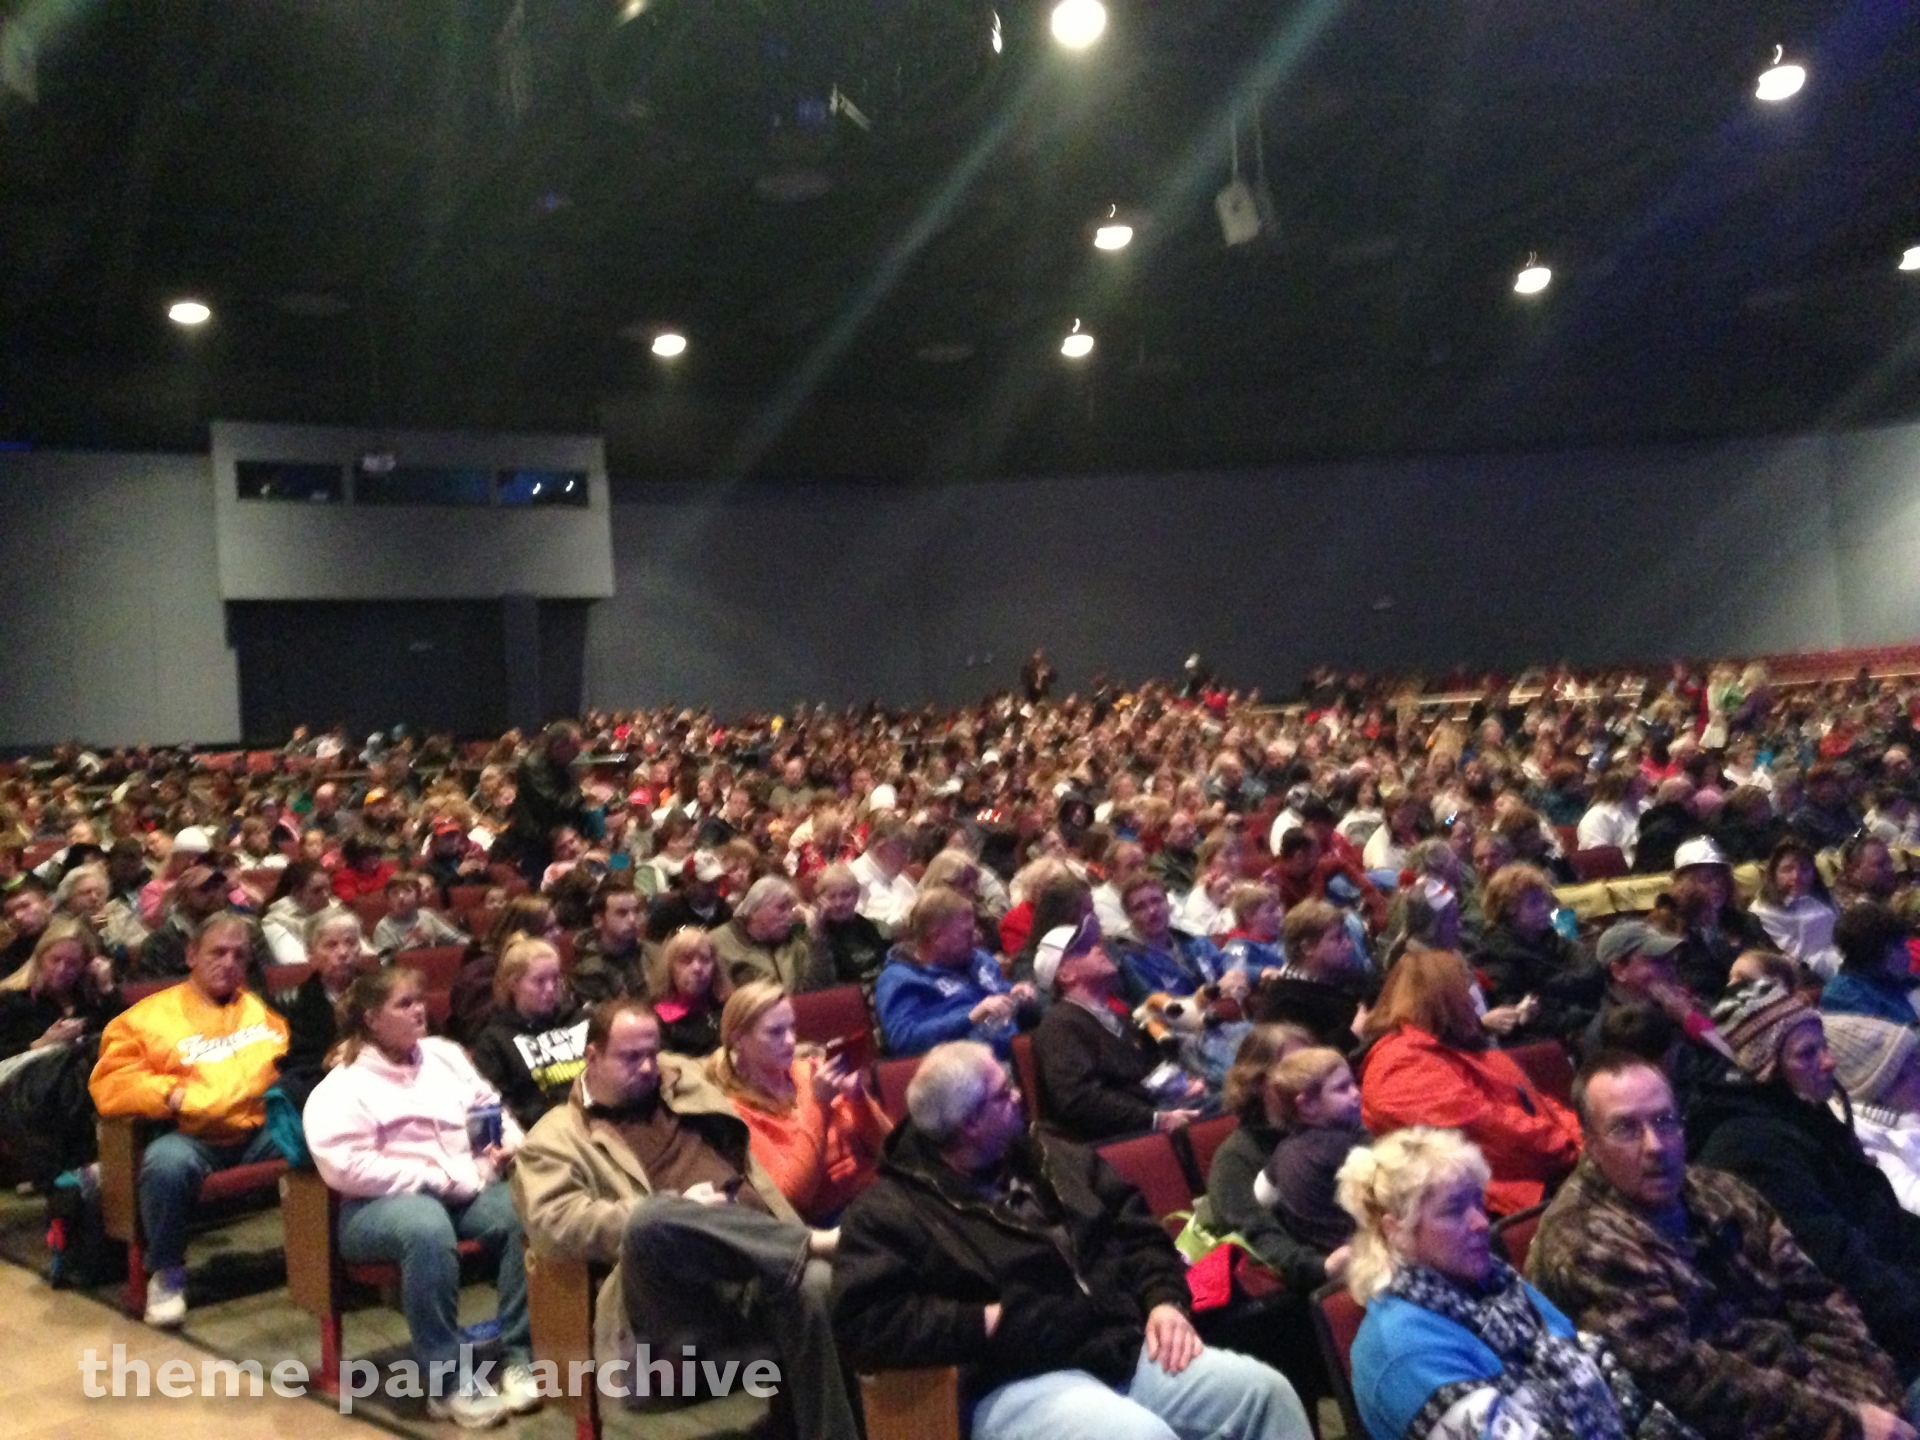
[[1527, 1055, 1908, 1440]]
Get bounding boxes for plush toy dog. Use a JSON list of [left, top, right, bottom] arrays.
[[1134, 991, 1249, 1089]]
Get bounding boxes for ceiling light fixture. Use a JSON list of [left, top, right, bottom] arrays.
[[1901, 245, 1920, 272], [651, 331, 687, 357], [1093, 204, 1133, 251], [1050, 0, 1106, 50], [990, 10, 1002, 54], [1755, 46, 1805, 102], [1513, 253, 1552, 296], [168, 299, 211, 326], [1061, 319, 1094, 359]]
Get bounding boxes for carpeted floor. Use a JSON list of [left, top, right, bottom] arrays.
[[0, 1183, 1347, 1439], [0, 1185, 766, 1438]]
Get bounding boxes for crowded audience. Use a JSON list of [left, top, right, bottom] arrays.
[[0, 655, 1916, 1434]]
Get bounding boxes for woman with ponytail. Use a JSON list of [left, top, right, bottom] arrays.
[[303, 967, 540, 1429]]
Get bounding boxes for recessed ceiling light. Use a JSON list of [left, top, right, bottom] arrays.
[[1050, 0, 1106, 50], [651, 332, 687, 358], [168, 299, 211, 326], [1756, 47, 1805, 102], [1900, 245, 1920, 272], [1093, 205, 1134, 251], [1061, 321, 1094, 358], [1513, 257, 1551, 296]]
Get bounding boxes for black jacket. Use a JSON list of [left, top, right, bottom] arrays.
[[470, 1000, 590, 1132], [1688, 1075, 1920, 1377], [1202, 1120, 1331, 1294], [1713, 812, 1789, 866], [1671, 906, 1774, 1004], [274, 973, 342, 1110], [1253, 972, 1373, 1052], [0, 983, 122, 1061], [818, 913, 890, 993], [832, 1121, 1192, 1393], [1033, 999, 1161, 1142], [1471, 924, 1605, 1046], [506, 751, 594, 867], [645, 890, 732, 943], [1633, 802, 1701, 875]]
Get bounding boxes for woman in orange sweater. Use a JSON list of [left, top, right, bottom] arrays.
[[707, 980, 891, 1225]]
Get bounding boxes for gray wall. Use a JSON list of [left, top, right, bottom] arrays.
[[3, 421, 1918, 746], [586, 426, 1915, 712], [211, 421, 614, 601], [0, 450, 240, 746]]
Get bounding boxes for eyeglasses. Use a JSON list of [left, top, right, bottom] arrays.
[[1599, 1111, 1683, 1146]]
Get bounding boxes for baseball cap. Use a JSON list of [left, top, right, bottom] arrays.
[[1673, 837, 1731, 870], [172, 826, 213, 856], [1033, 915, 1100, 994], [1597, 919, 1684, 970]]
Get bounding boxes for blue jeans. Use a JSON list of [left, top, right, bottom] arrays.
[[138, 1127, 283, 1272], [971, 1339, 1311, 1440], [339, 1182, 530, 1370]]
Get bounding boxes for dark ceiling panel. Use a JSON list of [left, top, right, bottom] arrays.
[[1, 0, 1918, 478]]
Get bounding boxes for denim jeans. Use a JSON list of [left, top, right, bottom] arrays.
[[138, 1126, 283, 1272], [621, 1192, 859, 1440], [970, 1338, 1312, 1440], [338, 1181, 531, 1371]]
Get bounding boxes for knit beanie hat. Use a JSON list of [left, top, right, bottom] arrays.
[[1711, 981, 1820, 1083], [1823, 1013, 1917, 1108]]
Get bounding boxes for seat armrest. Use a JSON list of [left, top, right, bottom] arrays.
[[526, 1245, 601, 1429], [281, 1169, 339, 1316], [97, 1115, 141, 1242], [858, 1367, 962, 1440]]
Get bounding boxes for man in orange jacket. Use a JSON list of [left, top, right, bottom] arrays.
[[89, 911, 289, 1327]]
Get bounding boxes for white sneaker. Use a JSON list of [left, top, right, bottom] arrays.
[[426, 1388, 508, 1429], [144, 1267, 187, 1328], [499, 1363, 543, 1415]]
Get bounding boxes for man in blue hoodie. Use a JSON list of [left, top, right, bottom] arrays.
[[875, 887, 1036, 1058]]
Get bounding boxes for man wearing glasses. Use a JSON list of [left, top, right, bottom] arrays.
[[832, 1040, 1310, 1440], [1528, 1053, 1913, 1440]]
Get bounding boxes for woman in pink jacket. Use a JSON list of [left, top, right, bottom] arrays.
[[303, 967, 540, 1429]]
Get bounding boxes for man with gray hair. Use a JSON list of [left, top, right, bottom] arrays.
[[833, 1040, 1311, 1440], [707, 875, 831, 992]]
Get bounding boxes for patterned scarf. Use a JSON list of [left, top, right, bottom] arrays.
[[1387, 1260, 1697, 1440]]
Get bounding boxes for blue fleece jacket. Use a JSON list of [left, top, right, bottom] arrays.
[[874, 945, 1016, 1058]]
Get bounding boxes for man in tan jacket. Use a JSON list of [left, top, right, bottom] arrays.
[[511, 995, 856, 1440]]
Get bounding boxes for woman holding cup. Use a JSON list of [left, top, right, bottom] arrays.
[[303, 967, 538, 1429]]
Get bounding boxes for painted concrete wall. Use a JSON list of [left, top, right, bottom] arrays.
[[3, 419, 1917, 745]]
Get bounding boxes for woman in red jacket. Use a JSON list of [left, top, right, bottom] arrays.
[[1355, 948, 1580, 1215]]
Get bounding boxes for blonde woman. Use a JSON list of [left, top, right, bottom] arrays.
[[469, 935, 587, 1132], [643, 927, 728, 1057], [1336, 1127, 1688, 1440], [708, 979, 891, 1224], [0, 917, 121, 1190]]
